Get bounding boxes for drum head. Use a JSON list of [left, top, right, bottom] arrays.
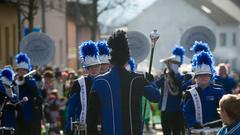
[[20, 32, 56, 66], [127, 31, 150, 63]]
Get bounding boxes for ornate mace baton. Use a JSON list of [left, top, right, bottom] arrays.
[[142, 29, 160, 129]]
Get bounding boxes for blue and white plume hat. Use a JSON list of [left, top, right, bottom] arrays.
[[160, 46, 185, 65], [192, 51, 215, 76], [79, 40, 100, 67], [125, 57, 136, 72], [16, 52, 32, 71], [190, 40, 213, 57], [0, 67, 15, 86], [96, 40, 110, 64]]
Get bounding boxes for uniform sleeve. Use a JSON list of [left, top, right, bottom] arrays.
[[143, 81, 160, 103], [87, 91, 100, 135], [231, 77, 237, 91], [69, 80, 80, 96], [65, 92, 80, 133], [182, 79, 193, 91], [155, 75, 164, 89]]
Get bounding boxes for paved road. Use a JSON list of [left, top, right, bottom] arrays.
[[143, 130, 163, 135], [143, 124, 163, 135]]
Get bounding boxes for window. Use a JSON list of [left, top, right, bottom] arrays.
[[59, 40, 64, 64], [50, 0, 54, 9], [231, 58, 237, 71], [5, 27, 9, 64], [220, 33, 226, 46], [232, 32, 236, 46], [59, 0, 63, 10]]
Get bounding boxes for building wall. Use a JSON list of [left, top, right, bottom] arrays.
[[127, 0, 240, 71], [33, 0, 67, 69], [214, 26, 240, 71], [0, 4, 18, 68], [67, 20, 77, 70]]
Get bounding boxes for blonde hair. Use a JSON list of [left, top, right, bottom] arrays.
[[219, 94, 240, 121], [218, 63, 228, 73]]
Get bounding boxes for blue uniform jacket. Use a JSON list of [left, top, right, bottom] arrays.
[[155, 73, 183, 112], [215, 75, 237, 94], [217, 121, 240, 135], [87, 67, 160, 135], [17, 77, 41, 123], [65, 76, 93, 133], [182, 84, 224, 128], [0, 81, 18, 128]]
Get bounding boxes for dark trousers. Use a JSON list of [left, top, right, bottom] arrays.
[[16, 121, 41, 135], [161, 111, 184, 135]]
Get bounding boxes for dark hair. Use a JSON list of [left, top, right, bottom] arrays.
[[43, 70, 54, 78], [108, 30, 130, 67]]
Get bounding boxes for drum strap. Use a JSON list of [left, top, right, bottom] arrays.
[[78, 76, 87, 125], [189, 88, 203, 125]]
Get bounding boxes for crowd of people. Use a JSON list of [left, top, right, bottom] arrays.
[[0, 30, 240, 135]]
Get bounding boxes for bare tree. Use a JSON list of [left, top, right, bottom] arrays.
[[18, 0, 40, 33], [67, 0, 128, 41]]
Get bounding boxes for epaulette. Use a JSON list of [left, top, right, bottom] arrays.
[[210, 83, 223, 89], [186, 84, 196, 90], [134, 71, 145, 77]]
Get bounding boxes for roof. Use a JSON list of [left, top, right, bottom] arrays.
[[186, 0, 240, 25]]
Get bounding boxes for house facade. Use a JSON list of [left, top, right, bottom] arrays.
[[127, 0, 240, 72]]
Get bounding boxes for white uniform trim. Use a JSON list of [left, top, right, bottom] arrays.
[[16, 62, 29, 70], [98, 79, 115, 135], [0, 77, 12, 86], [78, 76, 87, 124], [129, 76, 142, 135], [189, 87, 203, 125]]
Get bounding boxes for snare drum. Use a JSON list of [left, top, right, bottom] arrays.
[[0, 127, 15, 135], [71, 121, 87, 135], [191, 127, 220, 135]]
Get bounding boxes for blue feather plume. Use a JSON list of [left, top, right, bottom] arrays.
[[192, 51, 215, 76], [172, 46, 185, 64], [15, 52, 32, 70], [1, 67, 14, 82], [96, 41, 110, 56], [128, 57, 136, 72], [190, 41, 213, 56], [79, 40, 99, 60], [16, 52, 30, 64]]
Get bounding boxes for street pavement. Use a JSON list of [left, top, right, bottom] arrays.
[[143, 124, 163, 135], [143, 130, 163, 135]]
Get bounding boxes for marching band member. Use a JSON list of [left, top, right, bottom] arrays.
[[155, 46, 185, 135], [217, 94, 240, 135], [96, 40, 111, 74], [87, 30, 160, 135], [65, 41, 101, 135], [182, 51, 224, 130], [182, 40, 214, 90], [15, 52, 42, 135], [125, 57, 152, 132], [0, 67, 18, 130]]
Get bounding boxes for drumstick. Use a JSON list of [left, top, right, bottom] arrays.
[[203, 119, 222, 127]]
